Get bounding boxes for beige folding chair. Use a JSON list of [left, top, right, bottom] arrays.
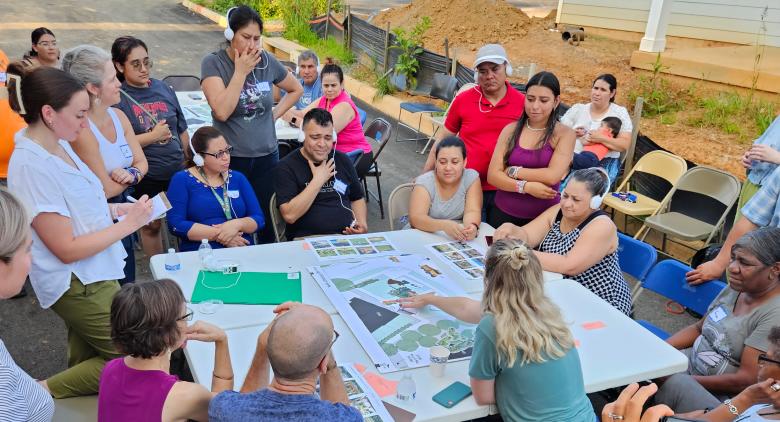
[[637, 166, 742, 257], [388, 183, 415, 231], [269, 193, 286, 243], [54, 396, 98, 422], [601, 150, 688, 239], [418, 83, 477, 155]]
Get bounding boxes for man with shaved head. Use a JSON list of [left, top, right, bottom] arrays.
[[208, 303, 362, 421]]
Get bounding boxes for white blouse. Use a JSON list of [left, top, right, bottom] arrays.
[[560, 102, 633, 159], [7, 130, 126, 309]]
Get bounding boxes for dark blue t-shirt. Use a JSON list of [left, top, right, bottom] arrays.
[[114, 78, 188, 181], [208, 388, 362, 422]]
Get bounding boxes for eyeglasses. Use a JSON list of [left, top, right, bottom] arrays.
[[178, 307, 194, 322], [329, 329, 340, 349], [129, 58, 153, 71], [758, 353, 780, 367], [201, 146, 233, 160], [37, 41, 57, 47]]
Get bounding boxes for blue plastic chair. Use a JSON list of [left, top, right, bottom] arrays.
[[357, 107, 367, 126], [618, 232, 657, 283], [636, 259, 727, 339]]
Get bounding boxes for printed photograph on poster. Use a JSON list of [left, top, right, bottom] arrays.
[[426, 241, 486, 279], [306, 235, 400, 262], [310, 255, 475, 373], [334, 364, 393, 422]]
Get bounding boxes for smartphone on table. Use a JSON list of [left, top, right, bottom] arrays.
[[432, 381, 472, 409]]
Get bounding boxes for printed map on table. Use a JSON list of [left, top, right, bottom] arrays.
[[306, 235, 399, 261], [427, 241, 486, 280], [337, 364, 393, 422], [309, 254, 475, 373]]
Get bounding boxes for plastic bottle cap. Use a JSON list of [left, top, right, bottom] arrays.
[[202, 239, 208, 244], [168, 248, 175, 253]]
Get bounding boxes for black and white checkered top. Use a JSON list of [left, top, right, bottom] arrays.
[[539, 210, 632, 316]]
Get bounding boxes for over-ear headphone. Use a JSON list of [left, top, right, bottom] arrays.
[[589, 167, 611, 210], [224, 7, 238, 41], [473, 60, 513, 82], [189, 136, 205, 167]]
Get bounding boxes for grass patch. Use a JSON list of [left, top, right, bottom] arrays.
[[685, 91, 776, 141], [190, 0, 281, 20]]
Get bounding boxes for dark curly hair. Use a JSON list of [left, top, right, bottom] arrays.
[[110, 279, 186, 359]]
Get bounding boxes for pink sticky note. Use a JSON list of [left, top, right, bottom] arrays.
[[353, 363, 367, 373], [303, 242, 312, 250], [574, 339, 581, 348], [582, 321, 606, 330], [363, 372, 398, 398]]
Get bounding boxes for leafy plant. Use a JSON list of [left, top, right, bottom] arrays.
[[390, 16, 431, 91], [374, 70, 395, 100], [627, 53, 682, 117]]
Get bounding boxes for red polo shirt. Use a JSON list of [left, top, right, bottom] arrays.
[[444, 82, 525, 191]]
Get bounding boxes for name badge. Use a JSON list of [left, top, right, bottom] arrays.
[[333, 179, 348, 195], [709, 306, 728, 323], [257, 81, 271, 92], [120, 144, 133, 159], [227, 190, 240, 199]]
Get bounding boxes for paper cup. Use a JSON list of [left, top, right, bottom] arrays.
[[429, 345, 450, 377]]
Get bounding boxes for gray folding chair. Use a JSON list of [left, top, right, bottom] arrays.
[[388, 183, 415, 230]]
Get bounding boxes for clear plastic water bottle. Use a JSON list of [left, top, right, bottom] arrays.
[[198, 239, 213, 269], [396, 374, 416, 402], [164, 248, 181, 272]]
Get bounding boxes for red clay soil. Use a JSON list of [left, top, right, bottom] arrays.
[[374, 0, 749, 176]]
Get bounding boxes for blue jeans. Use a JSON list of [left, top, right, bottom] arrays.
[[230, 152, 279, 244]]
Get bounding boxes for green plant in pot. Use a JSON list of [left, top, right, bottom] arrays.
[[390, 16, 430, 92]]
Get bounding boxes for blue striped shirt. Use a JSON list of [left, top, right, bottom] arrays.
[[0, 340, 54, 422], [742, 166, 780, 228], [748, 115, 780, 186]]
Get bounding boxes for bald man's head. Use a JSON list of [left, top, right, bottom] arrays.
[[267, 304, 334, 381]]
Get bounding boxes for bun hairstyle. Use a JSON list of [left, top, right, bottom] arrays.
[[320, 59, 343, 84], [6, 63, 85, 124], [482, 238, 574, 366]]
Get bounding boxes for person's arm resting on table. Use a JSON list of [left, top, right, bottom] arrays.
[[535, 216, 616, 275]]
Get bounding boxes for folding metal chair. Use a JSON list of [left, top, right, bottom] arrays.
[[162, 75, 201, 92], [395, 73, 457, 144], [388, 183, 415, 230], [355, 118, 393, 218]]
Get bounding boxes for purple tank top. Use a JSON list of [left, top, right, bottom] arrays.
[[98, 358, 179, 422], [495, 140, 561, 219]]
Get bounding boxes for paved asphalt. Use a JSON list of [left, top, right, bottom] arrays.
[[0, 0, 694, 382]]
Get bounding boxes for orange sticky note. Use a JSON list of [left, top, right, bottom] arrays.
[[303, 242, 312, 250], [353, 363, 367, 373], [582, 321, 606, 330], [363, 372, 398, 398]]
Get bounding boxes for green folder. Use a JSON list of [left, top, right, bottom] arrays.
[[190, 271, 302, 305]]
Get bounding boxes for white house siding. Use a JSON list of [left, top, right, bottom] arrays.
[[557, 0, 780, 47]]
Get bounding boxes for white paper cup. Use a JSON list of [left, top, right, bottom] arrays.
[[199, 299, 223, 314], [429, 345, 450, 377]]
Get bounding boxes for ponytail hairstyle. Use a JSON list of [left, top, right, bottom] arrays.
[[61, 45, 112, 101], [27, 27, 55, 57], [503, 71, 561, 167], [6, 63, 86, 125], [184, 126, 224, 168], [320, 58, 343, 84], [482, 238, 574, 366], [111, 36, 149, 83], [593, 73, 618, 103]]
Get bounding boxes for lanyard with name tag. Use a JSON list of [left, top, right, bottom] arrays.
[[709, 305, 728, 323], [199, 168, 232, 220]]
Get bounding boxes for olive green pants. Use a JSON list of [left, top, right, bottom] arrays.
[[734, 179, 761, 224], [47, 276, 121, 398]]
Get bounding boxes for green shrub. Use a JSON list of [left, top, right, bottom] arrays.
[[390, 16, 431, 91]]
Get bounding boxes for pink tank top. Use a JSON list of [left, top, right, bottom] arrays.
[[318, 90, 371, 154], [98, 358, 179, 422]]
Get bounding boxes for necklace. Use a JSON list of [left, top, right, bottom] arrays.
[[525, 121, 547, 131]]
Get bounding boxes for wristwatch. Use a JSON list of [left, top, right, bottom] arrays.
[[508, 165, 522, 179]]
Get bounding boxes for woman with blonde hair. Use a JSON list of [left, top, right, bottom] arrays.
[[0, 188, 55, 420], [393, 239, 594, 421]]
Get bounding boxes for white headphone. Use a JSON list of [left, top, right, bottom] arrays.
[[474, 59, 513, 82], [224, 7, 238, 41], [189, 136, 205, 167], [589, 167, 611, 210]]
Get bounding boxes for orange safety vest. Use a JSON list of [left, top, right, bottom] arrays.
[[0, 49, 26, 179]]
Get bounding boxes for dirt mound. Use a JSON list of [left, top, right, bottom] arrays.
[[373, 0, 532, 53]]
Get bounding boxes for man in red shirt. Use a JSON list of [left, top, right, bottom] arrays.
[[423, 44, 525, 219]]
